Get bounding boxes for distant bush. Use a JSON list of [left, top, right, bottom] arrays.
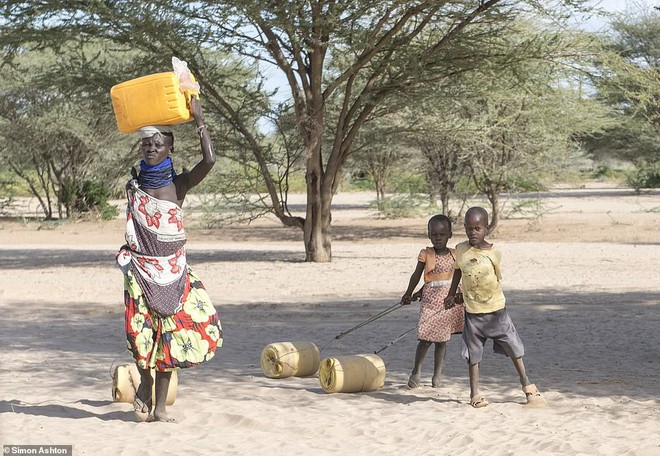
[[508, 174, 546, 193], [626, 162, 660, 192], [390, 173, 427, 194], [0, 168, 31, 197], [72, 180, 119, 220], [592, 164, 615, 179], [344, 170, 375, 191], [369, 193, 428, 219]]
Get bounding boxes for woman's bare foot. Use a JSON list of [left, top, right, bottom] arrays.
[[153, 405, 176, 422], [431, 375, 442, 388], [133, 384, 152, 422]]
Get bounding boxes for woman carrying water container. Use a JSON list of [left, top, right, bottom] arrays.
[[116, 96, 223, 422]]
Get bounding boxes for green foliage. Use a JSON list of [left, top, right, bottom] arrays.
[[506, 174, 547, 193], [0, 42, 138, 219], [282, 171, 308, 194], [592, 164, 616, 179], [389, 17, 612, 227], [0, 1, 611, 259], [608, 7, 660, 126], [0, 171, 15, 213], [389, 172, 427, 195], [70, 180, 119, 220], [0, 0, 602, 259], [626, 162, 660, 192], [454, 175, 479, 195], [344, 170, 375, 192], [583, 6, 660, 166]]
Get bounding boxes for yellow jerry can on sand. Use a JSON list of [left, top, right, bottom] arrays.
[[110, 72, 198, 133], [112, 363, 178, 406], [318, 354, 386, 394], [260, 341, 321, 379]]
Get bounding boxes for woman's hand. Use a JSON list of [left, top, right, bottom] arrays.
[[190, 96, 203, 123]]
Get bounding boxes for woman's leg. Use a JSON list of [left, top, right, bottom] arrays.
[[134, 365, 153, 419], [153, 371, 174, 422]]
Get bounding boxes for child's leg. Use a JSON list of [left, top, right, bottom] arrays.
[[468, 362, 480, 399], [431, 342, 447, 387], [153, 371, 174, 422], [511, 357, 546, 406], [408, 340, 432, 388], [468, 361, 489, 407], [511, 356, 531, 387]]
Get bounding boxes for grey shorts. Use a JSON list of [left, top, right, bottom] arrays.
[[461, 307, 525, 365]]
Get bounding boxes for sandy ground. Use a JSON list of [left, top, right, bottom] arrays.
[[0, 188, 659, 456]]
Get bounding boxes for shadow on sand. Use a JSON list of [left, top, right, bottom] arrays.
[[3, 291, 657, 405], [0, 399, 135, 422]]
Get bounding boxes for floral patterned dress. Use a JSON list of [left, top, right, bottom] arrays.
[[117, 180, 222, 371], [417, 250, 464, 343]]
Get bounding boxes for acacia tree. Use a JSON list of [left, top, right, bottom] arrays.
[[392, 19, 613, 231], [0, 0, 593, 260], [459, 74, 609, 230], [349, 116, 413, 211], [0, 43, 133, 219], [415, 131, 471, 217], [584, 6, 660, 174], [400, 94, 474, 216]]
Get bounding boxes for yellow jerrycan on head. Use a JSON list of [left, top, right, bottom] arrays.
[[110, 58, 200, 133]]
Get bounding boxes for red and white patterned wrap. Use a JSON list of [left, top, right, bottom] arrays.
[[117, 180, 188, 315]]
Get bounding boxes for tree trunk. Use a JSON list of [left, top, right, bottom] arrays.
[[487, 191, 500, 233], [428, 189, 438, 209], [304, 165, 332, 262], [440, 193, 449, 216], [376, 179, 385, 211]]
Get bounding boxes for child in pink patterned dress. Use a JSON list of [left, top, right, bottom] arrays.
[[402, 214, 464, 388]]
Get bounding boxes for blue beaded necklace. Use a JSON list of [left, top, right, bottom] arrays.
[[137, 157, 177, 189]]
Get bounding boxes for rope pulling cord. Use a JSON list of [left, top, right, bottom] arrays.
[[323, 301, 404, 347]]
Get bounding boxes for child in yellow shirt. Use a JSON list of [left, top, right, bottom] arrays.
[[444, 207, 546, 408]]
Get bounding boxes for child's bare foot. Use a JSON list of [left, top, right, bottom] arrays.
[[407, 373, 421, 389], [431, 375, 441, 388]]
